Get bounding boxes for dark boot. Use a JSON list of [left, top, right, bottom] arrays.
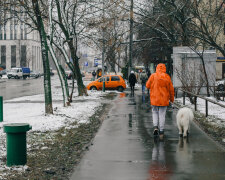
[[153, 126, 159, 136]]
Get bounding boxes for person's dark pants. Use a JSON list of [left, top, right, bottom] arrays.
[[142, 84, 145, 92], [130, 85, 134, 93]]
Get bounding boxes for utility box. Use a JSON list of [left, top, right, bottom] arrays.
[[4, 123, 32, 166]]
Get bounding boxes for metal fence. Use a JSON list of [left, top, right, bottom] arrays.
[[175, 88, 225, 117]]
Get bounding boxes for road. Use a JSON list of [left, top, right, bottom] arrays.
[[0, 78, 44, 100], [70, 89, 225, 180]]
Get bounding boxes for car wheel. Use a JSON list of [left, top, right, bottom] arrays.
[[15, 75, 19, 79], [90, 86, 97, 90], [117, 86, 124, 92], [217, 84, 225, 91]]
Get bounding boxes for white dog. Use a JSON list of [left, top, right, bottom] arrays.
[[176, 107, 194, 138]]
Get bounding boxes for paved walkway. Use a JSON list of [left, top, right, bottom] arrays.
[[70, 88, 225, 180]]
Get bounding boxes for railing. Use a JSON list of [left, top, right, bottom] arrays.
[[174, 85, 225, 101], [175, 88, 225, 117]]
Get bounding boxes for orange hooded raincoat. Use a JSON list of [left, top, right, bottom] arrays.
[[146, 64, 174, 106]]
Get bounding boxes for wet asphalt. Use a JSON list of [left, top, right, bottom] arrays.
[[0, 78, 44, 100], [70, 88, 225, 180]]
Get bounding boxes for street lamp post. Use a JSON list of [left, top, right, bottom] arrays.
[[102, 0, 105, 92], [129, 0, 134, 76]]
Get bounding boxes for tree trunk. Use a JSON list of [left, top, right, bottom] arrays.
[[48, 42, 70, 106], [68, 41, 88, 96], [32, 0, 53, 114], [200, 56, 210, 97]]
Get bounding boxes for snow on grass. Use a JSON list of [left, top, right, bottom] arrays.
[[1, 100, 100, 132], [175, 97, 225, 127], [0, 77, 111, 177]]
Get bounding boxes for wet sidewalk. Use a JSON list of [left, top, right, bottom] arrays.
[[70, 88, 225, 180]]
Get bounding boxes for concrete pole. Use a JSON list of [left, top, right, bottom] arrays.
[[102, 0, 105, 92]]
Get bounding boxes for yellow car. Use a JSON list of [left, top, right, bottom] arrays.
[[87, 75, 126, 92]]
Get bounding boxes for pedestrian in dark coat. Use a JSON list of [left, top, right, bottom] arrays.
[[92, 70, 96, 81], [146, 68, 151, 78], [129, 71, 137, 93]]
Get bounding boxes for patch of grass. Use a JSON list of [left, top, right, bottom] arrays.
[[3, 94, 115, 180]]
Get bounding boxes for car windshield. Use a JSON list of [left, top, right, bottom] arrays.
[[98, 78, 103, 82], [10, 69, 18, 73], [98, 76, 109, 82]]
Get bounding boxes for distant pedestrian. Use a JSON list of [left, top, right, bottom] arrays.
[[140, 70, 148, 93], [146, 63, 174, 140], [96, 69, 102, 78], [92, 70, 96, 81], [146, 68, 151, 78], [146, 68, 151, 94], [128, 71, 137, 94]]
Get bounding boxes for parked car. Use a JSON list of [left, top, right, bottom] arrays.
[[50, 68, 54, 76], [65, 71, 73, 80], [7, 67, 30, 79], [216, 78, 225, 91], [0, 69, 7, 78], [66, 71, 85, 80], [86, 75, 126, 92], [30, 70, 41, 78]]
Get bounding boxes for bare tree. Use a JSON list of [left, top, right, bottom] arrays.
[[0, 0, 55, 114], [50, 0, 91, 96], [190, 0, 225, 57], [175, 60, 205, 103], [84, 0, 130, 73]]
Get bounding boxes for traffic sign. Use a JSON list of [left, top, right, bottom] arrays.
[[84, 62, 88, 66]]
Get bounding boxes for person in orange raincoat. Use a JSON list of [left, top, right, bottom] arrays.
[[146, 63, 174, 139]]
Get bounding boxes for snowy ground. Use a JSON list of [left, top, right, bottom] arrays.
[[0, 77, 112, 178], [175, 96, 225, 128]]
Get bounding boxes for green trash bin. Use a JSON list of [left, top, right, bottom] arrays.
[[4, 123, 32, 166]]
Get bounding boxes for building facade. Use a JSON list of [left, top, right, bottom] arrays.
[[173, 47, 217, 94], [0, 9, 42, 71]]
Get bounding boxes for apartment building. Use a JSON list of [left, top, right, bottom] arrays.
[[0, 5, 42, 72], [215, 1, 225, 79]]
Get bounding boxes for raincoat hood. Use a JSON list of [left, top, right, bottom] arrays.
[[156, 63, 166, 74]]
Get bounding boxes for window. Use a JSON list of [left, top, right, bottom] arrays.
[[3, 24, 6, 40], [14, 22, 17, 40], [111, 76, 120, 81], [99, 76, 109, 82], [10, 22, 13, 40], [20, 23, 23, 40], [11, 45, 16, 67], [1, 46, 6, 68], [24, 24, 27, 40], [21, 45, 26, 67], [98, 78, 103, 82]]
